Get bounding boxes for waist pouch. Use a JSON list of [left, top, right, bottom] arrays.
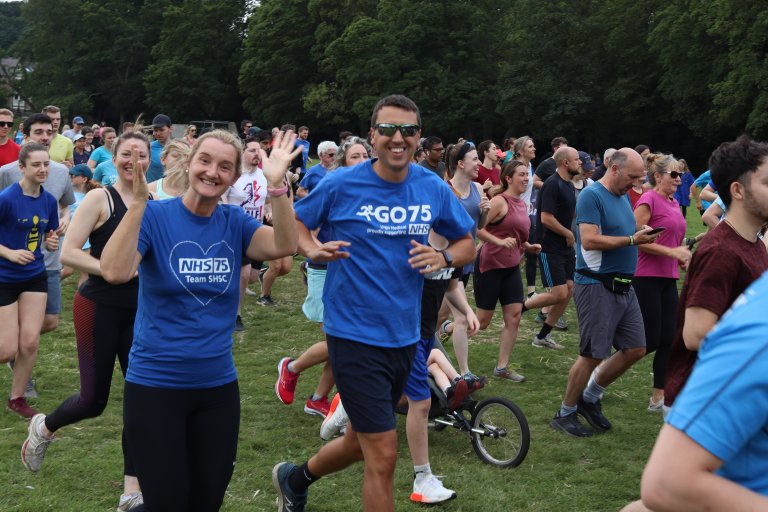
[[577, 269, 633, 295]]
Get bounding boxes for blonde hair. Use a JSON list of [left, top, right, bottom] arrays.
[[161, 139, 192, 192], [189, 130, 243, 178], [646, 152, 679, 187]]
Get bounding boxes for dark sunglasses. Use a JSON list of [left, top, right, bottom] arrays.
[[456, 141, 476, 161], [663, 171, 685, 179], [0, 121, 13, 127], [374, 123, 420, 138]]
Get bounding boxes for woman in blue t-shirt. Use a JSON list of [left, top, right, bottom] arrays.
[[101, 129, 301, 511], [0, 143, 59, 418]]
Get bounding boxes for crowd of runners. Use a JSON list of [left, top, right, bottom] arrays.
[[0, 94, 767, 512]]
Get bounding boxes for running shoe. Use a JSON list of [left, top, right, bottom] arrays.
[[438, 320, 453, 341], [21, 414, 53, 471], [550, 411, 593, 437], [320, 394, 348, 441], [275, 358, 299, 405], [577, 397, 612, 431], [245, 287, 258, 296], [258, 294, 276, 306], [446, 378, 469, 410], [554, 315, 568, 331], [532, 333, 565, 350], [464, 374, 488, 393], [648, 398, 664, 413], [304, 396, 330, 417], [493, 367, 526, 382], [534, 311, 548, 323], [116, 491, 143, 511], [272, 462, 308, 512], [410, 474, 456, 504], [234, 315, 245, 332], [258, 265, 268, 286], [8, 397, 37, 418]]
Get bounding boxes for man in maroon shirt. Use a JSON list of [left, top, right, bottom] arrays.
[[664, 136, 768, 410]]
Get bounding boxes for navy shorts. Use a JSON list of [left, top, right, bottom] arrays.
[[327, 335, 416, 434], [0, 272, 48, 307], [404, 337, 434, 401], [539, 251, 575, 288]]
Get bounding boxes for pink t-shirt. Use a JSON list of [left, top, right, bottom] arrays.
[[634, 190, 687, 278]]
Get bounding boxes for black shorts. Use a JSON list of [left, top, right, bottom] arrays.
[[0, 272, 47, 307], [241, 257, 263, 270], [327, 335, 416, 434], [473, 266, 524, 311], [539, 250, 575, 288], [460, 272, 471, 288]]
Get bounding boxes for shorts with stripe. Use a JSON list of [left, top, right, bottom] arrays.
[[539, 250, 575, 288]]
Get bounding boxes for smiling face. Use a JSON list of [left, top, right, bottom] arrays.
[[187, 138, 239, 200], [20, 150, 50, 185], [0, 113, 12, 139], [113, 138, 150, 184], [344, 143, 369, 167], [457, 148, 480, 179], [369, 106, 420, 178], [655, 167, 681, 197], [509, 164, 530, 195], [522, 139, 536, 161], [320, 148, 336, 168]]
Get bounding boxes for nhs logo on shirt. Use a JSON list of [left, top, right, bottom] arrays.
[[355, 204, 431, 236], [170, 241, 235, 306]]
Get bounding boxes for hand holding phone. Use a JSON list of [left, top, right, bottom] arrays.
[[647, 226, 666, 235]]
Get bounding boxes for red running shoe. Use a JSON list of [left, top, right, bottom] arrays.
[[275, 357, 299, 405], [8, 397, 38, 418], [304, 396, 331, 417]]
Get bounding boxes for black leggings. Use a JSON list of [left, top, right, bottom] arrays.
[[525, 216, 538, 287], [45, 292, 135, 476], [124, 380, 240, 512], [633, 276, 679, 389]]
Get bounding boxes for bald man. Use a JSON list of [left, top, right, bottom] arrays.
[[550, 148, 661, 438]]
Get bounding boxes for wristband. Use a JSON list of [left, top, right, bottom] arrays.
[[267, 184, 290, 197], [629, 235, 634, 246]]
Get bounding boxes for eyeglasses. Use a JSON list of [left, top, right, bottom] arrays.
[[456, 141, 476, 161], [373, 123, 420, 138], [429, 147, 445, 153], [0, 121, 12, 128]]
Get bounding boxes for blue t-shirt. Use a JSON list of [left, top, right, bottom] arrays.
[[694, 170, 712, 211], [89, 146, 112, 167], [128, 198, 261, 389], [94, 161, 118, 187], [294, 160, 474, 348], [0, 183, 59, 282], [146, 140, 165, 183], [301, 163, 329, 194], [667, 271, 768, 494], [295, 139, 310, 174], [673, 171, 695, 207], [574, 182, 638, 284]]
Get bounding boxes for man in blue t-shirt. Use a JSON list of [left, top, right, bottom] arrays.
[[296, 140, 337, 199], [639, 271, 768, 510], [295, 125, 311, 181], [146, 114, 171, 183], [550, 148, 661, 438], [274, 95, 476, 512]]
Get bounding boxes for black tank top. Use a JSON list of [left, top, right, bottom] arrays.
[[78, 187, 139, 308]]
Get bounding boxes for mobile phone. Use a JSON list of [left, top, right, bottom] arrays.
[[647, 227, 666, 235]]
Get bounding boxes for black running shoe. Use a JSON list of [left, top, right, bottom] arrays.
[[577, 397, 612, 431], [550, 411, 593, 437]]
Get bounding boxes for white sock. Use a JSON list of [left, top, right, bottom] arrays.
[[414, 463, 431, 479]]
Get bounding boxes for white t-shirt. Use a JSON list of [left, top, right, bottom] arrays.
[[227, 167, 268, 221]]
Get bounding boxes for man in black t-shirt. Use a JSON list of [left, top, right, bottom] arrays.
[[534, 136, 568, 189], [524, 146, 581, 349], [418, 136, 447, 178]]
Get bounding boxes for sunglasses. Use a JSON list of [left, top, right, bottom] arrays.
[[0, 121, 13, 128], [663, 171, 686, 179], [373, 123, 420, 138]]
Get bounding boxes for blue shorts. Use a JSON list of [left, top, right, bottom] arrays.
[[301, 267, 326, 323], [327, 335, 416, 434], [45, 270, 61, 315], [404, 337, 434, 401]]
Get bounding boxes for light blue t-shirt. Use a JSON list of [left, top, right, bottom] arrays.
[[94, 161, 118, 187], [575, 182, 638, 284], [667, 270, 768, 494], [146, 140, 165, 183], [694, 170, 712, 211], [89, 146, 112, 167], [294, 160, 474, 348], [128, 198, 261, 389]]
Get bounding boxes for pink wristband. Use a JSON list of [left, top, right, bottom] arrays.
[[267, 184, 290, 197]]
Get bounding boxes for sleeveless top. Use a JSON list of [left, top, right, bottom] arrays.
[[78, 187, 140, 307], [154, 177, 175, 200], [479, 193, 530, 273], [453, 181, 481, 274]]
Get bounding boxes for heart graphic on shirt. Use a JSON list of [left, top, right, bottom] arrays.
[[169, 240, 235, 306]]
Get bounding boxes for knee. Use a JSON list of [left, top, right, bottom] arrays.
[[407, 399, 430, 419], [624, 347, 647, 362], [17, 335, 40, 354], [478, 316, 492, 330], [41, 315, 59, 333], [551, 286, 568, 302], [85, 398, 109, 419]]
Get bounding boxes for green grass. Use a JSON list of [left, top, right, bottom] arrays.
[[0, 210, 707, 512]]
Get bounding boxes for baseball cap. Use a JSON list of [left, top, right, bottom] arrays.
[[73, 133, 85, 142], [152, 114, 172, 128], [73, 116, 85, 125], [578, 151, 594, 171], [69, 164, 93, 179]]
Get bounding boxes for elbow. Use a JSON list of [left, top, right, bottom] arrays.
[[60, 247, 74, 268], [100, 263, 128, 285]]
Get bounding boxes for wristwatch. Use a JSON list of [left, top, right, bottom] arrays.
[[439, 249, 453, 268]]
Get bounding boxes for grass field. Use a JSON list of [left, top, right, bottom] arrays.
[[0, 210, 707, 512]]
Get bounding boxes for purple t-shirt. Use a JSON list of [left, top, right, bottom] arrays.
[[634, 190, 687, 278]]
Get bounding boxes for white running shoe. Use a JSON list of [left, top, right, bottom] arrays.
[[320, 394, 348, 441], [21, 413, 53, 472], [532, 333, 565, 350], [116, 491, 143, 511], [410, 473, 457, 504]]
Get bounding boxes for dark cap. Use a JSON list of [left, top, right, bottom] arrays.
[[578, 151, 594, 171], [69, 164, 93, 179], [152, 114, 172, 128], [73, 116, 85, 125]]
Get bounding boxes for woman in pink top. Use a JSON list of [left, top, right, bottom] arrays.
[[632, 153, 691, 411], [474, 160, 541, 382]]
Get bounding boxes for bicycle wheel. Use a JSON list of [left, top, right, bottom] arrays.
[[470, 396, 530, 468]]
